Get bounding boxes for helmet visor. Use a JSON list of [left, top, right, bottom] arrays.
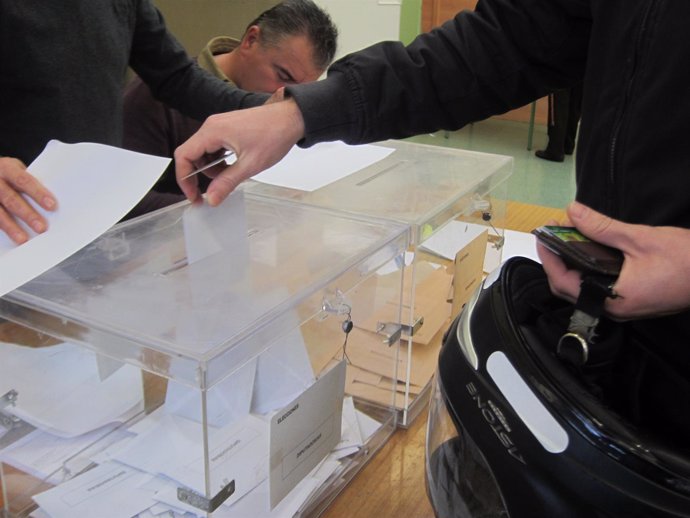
[[426, 373, 508, 518]]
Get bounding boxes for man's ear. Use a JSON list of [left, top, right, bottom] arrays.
[[241, 25, 261, 49]]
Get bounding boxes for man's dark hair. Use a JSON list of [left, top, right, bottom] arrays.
[[247, 0, 338, 71]]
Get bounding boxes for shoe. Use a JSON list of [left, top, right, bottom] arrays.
[[564, 138, 575, 155], [535, 149, 565, 162]]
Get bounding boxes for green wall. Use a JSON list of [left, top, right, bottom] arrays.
[[400, 0, 422, 44]]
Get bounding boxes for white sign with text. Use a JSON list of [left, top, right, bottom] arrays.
[[268, 360, 346, 508]]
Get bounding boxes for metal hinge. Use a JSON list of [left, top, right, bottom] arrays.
[[0, 390, 36, 448], [177, 480, 236, 513]]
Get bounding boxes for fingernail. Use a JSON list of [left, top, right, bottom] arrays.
[[13, 232, 27, 245], [207, 192, 218, 206], [43, 196, 56, 210], [31, 219, 45, 233]]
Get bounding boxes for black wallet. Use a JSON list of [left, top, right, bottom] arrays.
[[531, 225, 624, 276]]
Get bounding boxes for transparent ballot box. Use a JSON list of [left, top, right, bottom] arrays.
[[244, 140, 513, 426], [0, 192, 409, 518]]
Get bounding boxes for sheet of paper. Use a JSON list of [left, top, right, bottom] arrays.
[[0, 341, 144, 437], [0, 140, 170, 297], [251, 324, 315, 416], [127, 402, 373, 518], [333, 396, 363, 453], [153, 455, 341, 518], [113, 412, 267, 503], [502, 229, 540, 263], [269, 360, 345, 508], [164, 357, 256, 428], [452, 229, 488, 315], [419, 220, 489, 261], [355, 408, 381, 442], [0, 423, 133, 484], [182, 190, 248, 266], [295, 457, 341, 508], [211, 476, 319, 518], [88, 409, 169, 466], [376, 251, 414, 275], [32, 461, 157, 518], [252, 142, 394, 191], [482, 231, 505, 273]]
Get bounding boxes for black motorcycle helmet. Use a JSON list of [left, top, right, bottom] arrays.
[[425, 257, 690, 517]]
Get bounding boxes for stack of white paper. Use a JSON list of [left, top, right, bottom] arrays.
[[26, 396, 377, 518]]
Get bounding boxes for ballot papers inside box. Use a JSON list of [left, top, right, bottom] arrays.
[[0, 191, 409, 517], [244, 139, 512, 426]]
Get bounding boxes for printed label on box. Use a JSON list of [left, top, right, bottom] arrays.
[[268, 360, 346, 508]]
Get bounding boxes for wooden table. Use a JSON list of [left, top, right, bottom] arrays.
[[321, 200, 566, 518]]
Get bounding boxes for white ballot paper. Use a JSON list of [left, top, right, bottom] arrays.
[[419, 219, 509, 272], [269, 360, 346, 508], [251, 324, 315, 416], [164, 359, 257, 428], [32, 461, 157, 518], [0, 422, 133, 484], [182, 190, 249, 267], [502, 229, 540, 263], [252, 141, 394, 191], [331, 396, 364, 459], [148, 455, 340, 518], [0, 140, 170, 297], [0, 341, 144, 437], [419, 220, 489, 261], [113, 412, 268, 506]]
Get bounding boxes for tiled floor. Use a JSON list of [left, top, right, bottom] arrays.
[[406, 118, 576, 209]]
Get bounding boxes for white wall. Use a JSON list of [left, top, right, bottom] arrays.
[[314, 0, 402, 60]]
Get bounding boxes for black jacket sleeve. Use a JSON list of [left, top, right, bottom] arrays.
[[128, 0, 268, 120], [287, 0, 591, 146]]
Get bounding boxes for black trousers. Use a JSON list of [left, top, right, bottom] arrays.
[[545, 82, 584, 155]]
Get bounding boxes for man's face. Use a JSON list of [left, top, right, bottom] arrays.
[[234, 26, 323, 92]]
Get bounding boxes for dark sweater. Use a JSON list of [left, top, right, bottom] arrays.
[[0, 0, 266, 165], [287, 0, 690, 230], [284, 0, 690, 443]]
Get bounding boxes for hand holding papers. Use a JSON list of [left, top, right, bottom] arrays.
[[181, 150, 236, 181], [0, 141, 170, 297]]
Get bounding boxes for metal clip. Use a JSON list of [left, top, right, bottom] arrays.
[[1, 389, 17, 408], [177, 480, 236, 513], [321, 290, 352, 318], [400, 316, 424, 336], [557, 309, 599, 366], [0, 390, 36, 448], [376, 322, 402, 346]]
